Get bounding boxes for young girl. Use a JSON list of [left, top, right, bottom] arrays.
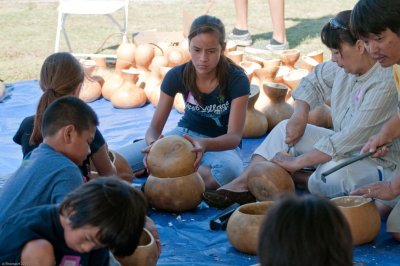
[[117, 15, 250, 189], [13, 52, 116, 179]]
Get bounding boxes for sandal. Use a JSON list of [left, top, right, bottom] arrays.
[[202, 189, 256, 209]]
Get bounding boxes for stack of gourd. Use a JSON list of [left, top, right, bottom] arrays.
[[86, 33, 191, 111], [228, 48, 332, 134], [144, 135, 205, 212]]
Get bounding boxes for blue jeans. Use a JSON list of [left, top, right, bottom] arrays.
[[115, 127, 244, 186]]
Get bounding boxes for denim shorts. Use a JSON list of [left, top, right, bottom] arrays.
[[115, 127, 244, 186]]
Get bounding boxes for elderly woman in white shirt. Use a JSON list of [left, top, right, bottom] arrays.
[[203, 10, 400, 208]]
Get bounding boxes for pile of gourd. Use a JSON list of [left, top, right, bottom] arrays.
[[231, 48, 332, 138], [79, 33, 190, 112]]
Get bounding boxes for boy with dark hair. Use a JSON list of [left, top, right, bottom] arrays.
[[0, 96, 97, 222], [258, 195, 353, 266], [350, 0, 400, 241], [350, 0, 400, 68], [0, 176, 147, 265]]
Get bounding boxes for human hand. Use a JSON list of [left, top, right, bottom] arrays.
[[361, 134, 391, 157], [285, 116, 306, 145], [141, 135, 164, 170], [350, 181, 398, 200], [145, 216, 161, 257], [182, 134, 204, 171], [271, 152, 300, 173]]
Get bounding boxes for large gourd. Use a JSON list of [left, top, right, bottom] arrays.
[[247, 161, 295, 201], [147, 136, 196, 177], [243, 85, 268, 138], [116, 34, 136, 70], [226, 201, 274, 255], [260, 82, 294, 131], [331, 196, 381, 245]]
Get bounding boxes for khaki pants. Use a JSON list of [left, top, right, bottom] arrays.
[[387, 199, 400, 233]]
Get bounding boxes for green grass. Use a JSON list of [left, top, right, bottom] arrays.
[[0, 0, 357, 82]]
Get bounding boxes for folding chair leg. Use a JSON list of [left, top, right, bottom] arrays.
[[54, 10, 63, 52], [55, 13, 73, 52], [61, 14, 73, 52]]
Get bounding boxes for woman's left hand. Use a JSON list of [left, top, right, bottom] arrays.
[[183, 134, 205, 171], [271, 152, 301, 173]]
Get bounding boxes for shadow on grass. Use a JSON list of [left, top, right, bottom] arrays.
[[252, 15, 332, 47]]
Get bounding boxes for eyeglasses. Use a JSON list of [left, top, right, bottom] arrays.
[[329, 18, 349, 31]]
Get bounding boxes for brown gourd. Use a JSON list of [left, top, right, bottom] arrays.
[[247, 161, 295, 201], [111, 68, 147, 109], [259, 82, 294, 131], [300, 55, 319, 73], [135, 43, 155, 72], [307, 50, 324, 63], [243, 85, 268, 138], [78, 76, 102, 103], [101, 71, 124, 100], [144, 55, 168, 104], [253, 66, 279, 112], [116, 228, 158, 266], [147, 136, 196, 178], [330, 196, 381, 245], [308, 104, 333, 129], [90, 150, 134, 183], [226, 201, 274, 255], [279, 48, 300, 69], [116, 34, 136, 70], [144, 172, 205, 212]]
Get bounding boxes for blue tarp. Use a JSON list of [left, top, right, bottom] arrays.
[[0, 80, 399, 265]]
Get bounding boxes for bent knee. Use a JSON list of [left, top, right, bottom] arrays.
[[22, 239, 55, 266]]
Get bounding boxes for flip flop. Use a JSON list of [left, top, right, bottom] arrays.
[[202, 189, 256, 209]]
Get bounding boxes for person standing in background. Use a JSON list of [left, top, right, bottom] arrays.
[[227, 0, 288, 50]]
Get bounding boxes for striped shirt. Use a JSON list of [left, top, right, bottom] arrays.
[[293, 61, 400, 170]]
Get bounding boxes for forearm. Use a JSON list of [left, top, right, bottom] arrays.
[[201, 132, 242, 152], [295, 149, 332, 168], [378, 113, 400, 143], [91, 144, 117, 176], [272, 149, 331, 173], [292, 100, 310, 121], [145, 127, 161, 145]]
